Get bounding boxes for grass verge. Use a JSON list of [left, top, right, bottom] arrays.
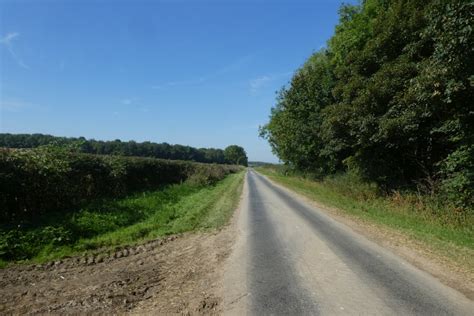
[[1, 171, 244, 265], [256, 167, 473, 273]]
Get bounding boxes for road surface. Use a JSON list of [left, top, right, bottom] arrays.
[[223, 170, 473, 315]]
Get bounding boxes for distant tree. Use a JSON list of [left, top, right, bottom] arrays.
[[224, 145, 248, 166]]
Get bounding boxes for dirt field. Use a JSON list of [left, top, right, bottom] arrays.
[[0, 224, 237, 315]]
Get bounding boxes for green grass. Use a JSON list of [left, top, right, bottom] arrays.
[[256, 167, 474, 271], [0, 171, 244, 265]]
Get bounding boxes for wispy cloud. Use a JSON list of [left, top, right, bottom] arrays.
[[118, 97, 149, 113], [112, 104, 150, 117], [0, 98, 38, 112], [151, 55, 253, 90], [213, 55, 253, 76], [120, 97, 141, 105], [0, 32, 29, 69], [151, 77, 206, 90], [249, 71, 292, 93], [250, 76, 271, 92]]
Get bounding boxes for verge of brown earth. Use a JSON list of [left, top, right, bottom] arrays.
[[260, 172, 474, 300], [0, 196, 243, 315]]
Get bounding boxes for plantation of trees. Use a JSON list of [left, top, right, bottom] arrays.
[[260, 0, 473, 212], [0, 133, 248, 166]]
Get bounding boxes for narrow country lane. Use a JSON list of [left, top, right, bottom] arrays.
[[223, 170, 473, 315]]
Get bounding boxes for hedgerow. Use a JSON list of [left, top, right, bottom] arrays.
[[0, 147, 241, 226]]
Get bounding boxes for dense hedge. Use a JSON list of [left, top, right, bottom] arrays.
[[0, 147, 241, 226]]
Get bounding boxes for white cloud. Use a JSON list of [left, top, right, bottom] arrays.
[[249, 71, 292, 93], [0, 32, 29, 69]]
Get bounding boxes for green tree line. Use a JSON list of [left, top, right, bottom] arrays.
[[260, 0, 473, 211], [0, 133, 248, 166]]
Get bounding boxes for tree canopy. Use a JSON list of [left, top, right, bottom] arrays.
[[224, 145, 248, 166], [260, 0, 473, 210]]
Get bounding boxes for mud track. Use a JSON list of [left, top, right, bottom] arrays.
[[0, 225, 237, 314]]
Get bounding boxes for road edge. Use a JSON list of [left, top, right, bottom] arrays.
[[254, 169, 474, 300]]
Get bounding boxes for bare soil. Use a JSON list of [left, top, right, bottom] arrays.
[[0, 224, 237, 314]]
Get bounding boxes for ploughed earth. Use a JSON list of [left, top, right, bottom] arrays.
[[0, 227, 236, 315]]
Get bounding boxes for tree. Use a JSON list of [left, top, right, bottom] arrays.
[[323, 0, 433, 188], [260, 0, 473, 210], [260, 51, 335, 176], [224, 145, 248, 166]]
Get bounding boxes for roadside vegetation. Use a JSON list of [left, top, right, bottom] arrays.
[[257, 165, 473, 271], [260, 1, 473, 225], [0, 146, 244, 266]]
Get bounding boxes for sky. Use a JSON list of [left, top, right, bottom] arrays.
[[0, 0, 354, 163]]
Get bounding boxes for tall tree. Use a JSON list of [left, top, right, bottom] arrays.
[[260, 0, 473, 210], [260, 51, 335, 176]]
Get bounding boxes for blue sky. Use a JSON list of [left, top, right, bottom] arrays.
[[1, 0, 353, 163]]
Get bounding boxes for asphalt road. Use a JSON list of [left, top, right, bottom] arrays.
[[223, 170, 473, 315]]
